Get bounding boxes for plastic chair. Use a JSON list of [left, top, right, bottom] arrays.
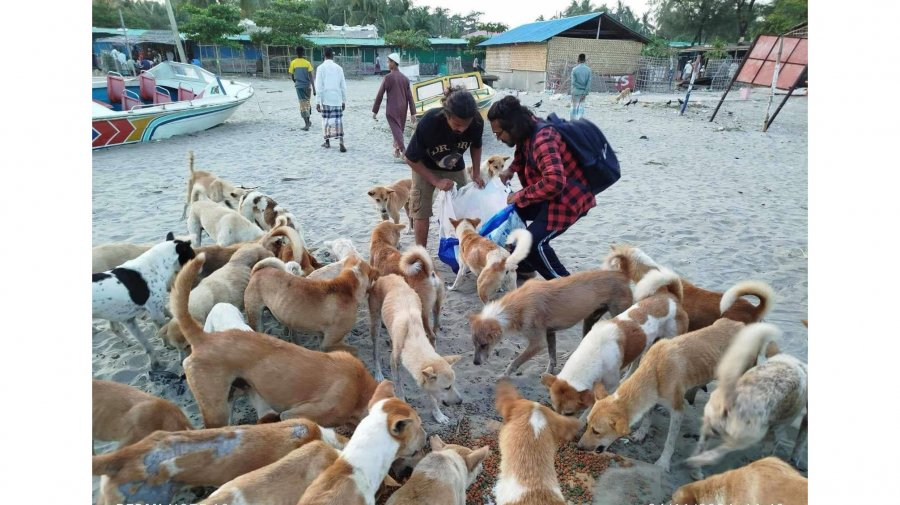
[[154, 86, 173, 104], [139, 71, 156, 101], [122, 89, 142, 111], [106, 72, 125, 103]]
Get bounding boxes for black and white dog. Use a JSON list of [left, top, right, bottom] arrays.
[[92, 233, 195, 371]]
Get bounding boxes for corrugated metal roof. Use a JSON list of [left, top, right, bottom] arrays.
[[478, 13, 600, 46], [306, 36, 385, 47], [428, 38, 467, 45]]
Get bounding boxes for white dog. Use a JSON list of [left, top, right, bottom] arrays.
[[188, 198, 265, 246], [306, 238, 362, 281], [238, 190, 302, 235]]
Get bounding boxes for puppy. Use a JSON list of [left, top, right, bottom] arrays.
[[244, 253, 377, 354], [367, 178, 413, 229], [466, 154, 509, 183], [671, 456, 808, 505], [370, 222, 443, 342], [298, 380, 427, 505], [92, 233, 195, 371], [492, 379, 582, 505], [468, 269, 634, 376], [686, 323, 808, 477], [542, 268, 690, 420], [602, 244, 773, 331], [180, 150, 247, 219], [93, 418, 344, 505], [93, 380, 192, 448], [307, 238, 363, 280], [449, 218, 532, 302], [387, 435, 490, 505], [173, 254, 380, 428], [368, 274, 463, 424], [93, 243, 152, 273], [573, 281, 774, 471]]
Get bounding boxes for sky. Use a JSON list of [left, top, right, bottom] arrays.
[[416, 0, 653, 32]]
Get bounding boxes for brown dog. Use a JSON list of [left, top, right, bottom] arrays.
[[173, 254, 379, 428], [468, 269, 634, 376], [92, 418, 344, 505], [92, 380, 192, 448], [368, 178, 413, 230], [492, 379, 582, 505], [180, 150, 248, 219], [466, 154, 509, 183], [671, 456, 808, 505], [449, 218, 532, 303], [298, 380, 427, 505]]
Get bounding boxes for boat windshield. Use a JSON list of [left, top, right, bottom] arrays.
[[148, 62, 216, 84], [416, 81, 445, 101], [449, 75, 479, 91]]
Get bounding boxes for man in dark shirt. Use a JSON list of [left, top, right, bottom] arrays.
[[405, 88, 485, 247]]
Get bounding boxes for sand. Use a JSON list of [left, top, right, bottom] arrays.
[[92, 75, 808, 504]]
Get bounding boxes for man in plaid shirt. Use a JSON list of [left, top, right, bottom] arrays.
[[487, 96, 596, 278]]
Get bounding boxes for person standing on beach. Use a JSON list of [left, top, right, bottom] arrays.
[[315, 48, 348, 152], [374, 55, 382, 75], [488, 95, 596, 279], [288, 46, 316, 131], [372, 53, 417, 159], [405, 88, 484, 247], [570, 53, 592, 120]]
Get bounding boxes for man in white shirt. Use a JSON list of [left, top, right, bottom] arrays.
[[314, 48, 348, 152], [682, 60, 693, 82]]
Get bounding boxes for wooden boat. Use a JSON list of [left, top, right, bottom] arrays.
[[411, 72, 495, 119]]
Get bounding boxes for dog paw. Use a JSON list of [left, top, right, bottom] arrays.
[[433, 411, 451, 424], [653, 459, 671, 472], [630, 430, 649, 444]]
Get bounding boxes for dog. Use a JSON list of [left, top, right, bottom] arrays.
[[173, 254, 380, 428], [92, 233, 195, 372], [238, 190, 298, 231], [298, 380, 427, 505], [613, 87, 633, 104], [468, 268, 634, 376], [542, 268, 690, 420], [572, 280, 774, 471], [671, 456, 808, 505], [602, 244, 774, 332], [368, 274, 463, 424], [188, 197, 265, 247], [370, 222, 444, 343], [307, 238, 363, 280], [93, 243, 152, 273], [92, 418, 345, 505], [256, 223, 321, 274], [492, 379, 583, 505], [386, 435, 490, 505], [244, 253, 377, 354], [686, 323, 808, 478], [466, 154, 509, 183], [367, 178, 413, 230], [449, 218, 532, 302], [93, 380, 192, 448], [203, 302, 252, 333], [180, 150, 248, 219]]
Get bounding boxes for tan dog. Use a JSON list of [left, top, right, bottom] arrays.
[[181, 150, 248, 219], [671, 456, 808, 505], [92, 243, 153, 273], [188, 197, 265, 247], [466, 154, 510, 182], [92, 418, 343, 505], [387, 435, 490, 505], [368, 274, 463, 424], [468, 269, 634, 376], [687, 323, 808, 478], [449, 218, 532, 302], [492, 379, 582, 505], [298, 380, 427, 505], [92, 380, 192, 448], [173, 254, 379, 428], [602, 244, 772, 331], [243, 252, 377, 354], [572, 281, 773, 471], [370, 221, 444, 342], [613, 87, 633, 103], [368, 178, 413, 230], [542, 268, 690, 420], [265, 222, 322, 274]]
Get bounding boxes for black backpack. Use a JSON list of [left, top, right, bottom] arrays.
[[527, 113, 621, 194]]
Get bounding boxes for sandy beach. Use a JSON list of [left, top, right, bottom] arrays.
[[92, 75, 807, 503]]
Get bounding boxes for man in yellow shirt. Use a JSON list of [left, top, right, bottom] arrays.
[[288, 46, 316, 131]]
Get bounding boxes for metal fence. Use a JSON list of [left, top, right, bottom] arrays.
[[446, 56, 463, 75], [334, 54, 364, 79], [196, 44, 260, 75]]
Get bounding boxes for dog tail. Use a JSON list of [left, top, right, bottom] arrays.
[[716, 322, 782, 408], [251, 257, 288, 274], [602, 244, 659, 283], [720, 280, 775, 322], [182, 151, 196, 220], [92, 448, 130, 476], [633, 267, 682, 302], [399, 245, 434, 277], [504, 229, 533, 271], [266, 225, 314, 274], [173, 253, 207, 347]]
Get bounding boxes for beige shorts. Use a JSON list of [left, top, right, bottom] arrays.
[[410, 168, 469, 220]]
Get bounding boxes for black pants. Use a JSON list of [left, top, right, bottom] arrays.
[[513, 202, 573, 279]]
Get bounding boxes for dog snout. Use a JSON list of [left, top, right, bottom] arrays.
[[473, 353, 483, 365], [595, 445, 606, 453]]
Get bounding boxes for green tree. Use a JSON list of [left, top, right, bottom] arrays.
[[477, 22, 508, 33], [93, 0, 170, 29], [251, 0, 324, 45], [384, 29, 432, 51], [650, 0, 735, 44], [179, 2, 243, 46], [753, 0, 806, 36], [466, 34, 489, 58], [406, 6, 434, 33]]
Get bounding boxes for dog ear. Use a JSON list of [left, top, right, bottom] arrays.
[[502, 155, 510, 163], [368, 380, 396, 409], [593, 381, 610, 402], [421, 366, 437, 381], [367, 190, 376, 197], [578, 388, 595, 409], [390, 417, 415, 436], [395, 224, 406, 231], [540, 373, 557, 388], [443, 354, 462, 366], [208, 180, 224, 201], [549, 408, 584, 443], [612, 413, 630, 436], [449, 218, 461, 228], [494, 379, 520, 421], [166, 231, 175, 241], [465, 445, 491, 471], [429, 434, 446, 452], [466, 218, 482, 228], [381, 474, 401, 488], [386, 189, 395, 194]]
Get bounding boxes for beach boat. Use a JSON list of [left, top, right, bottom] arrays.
[[92, 62, 254, 150], [411, 71, 495, 119]]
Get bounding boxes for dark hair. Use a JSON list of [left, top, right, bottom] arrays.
[[487, 96, 535, 143], [324, 47, 334, 59], [296, 46, 305, 57], [578, 53, 586, 63], [442, 86, 479, 121]]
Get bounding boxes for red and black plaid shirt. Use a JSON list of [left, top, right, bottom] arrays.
[[509, 123, 596, 231]]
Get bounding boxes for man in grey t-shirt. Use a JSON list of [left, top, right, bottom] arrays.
[[570, 53, 592, 120]]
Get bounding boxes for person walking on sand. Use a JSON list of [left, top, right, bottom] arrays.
[[405, 88, 484, 247], [372, 53, 417, 159], [488, 95, 596, 279], [314, 48, 348, 152], [288, 46, 316, 131], [570, 53, 592, 120]]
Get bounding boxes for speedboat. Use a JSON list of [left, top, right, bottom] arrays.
[[411, 71, 495, 119], [92, 61, 254, 149]]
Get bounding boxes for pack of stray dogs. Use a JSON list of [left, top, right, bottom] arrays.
[[92, 152, 808, 505]]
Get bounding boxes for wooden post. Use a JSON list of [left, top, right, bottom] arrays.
[[765, 66, 807, 131], [763, 35, 784, 131], [679, 55, 701, 115], [164, 0, 187, 63], [710, 35, 758, 122]]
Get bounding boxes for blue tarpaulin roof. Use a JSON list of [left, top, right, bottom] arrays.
[[478, 13, 601, 46]]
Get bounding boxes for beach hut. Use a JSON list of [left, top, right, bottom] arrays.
[[477, 13, 650, 92]]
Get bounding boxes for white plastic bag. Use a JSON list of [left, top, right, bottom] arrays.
[[436, 178, 510, 272]]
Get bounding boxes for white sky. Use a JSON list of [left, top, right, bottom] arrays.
[[416, 0, 653, 32]]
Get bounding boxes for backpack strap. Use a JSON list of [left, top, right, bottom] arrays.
[[526, 120, 554, 169]]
